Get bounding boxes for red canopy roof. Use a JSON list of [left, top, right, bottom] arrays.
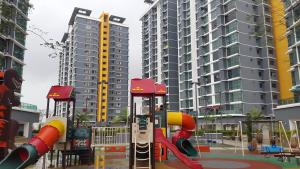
[[155, 84, 167, 96], [130, 78, 155, 96], [47, 85, 74, 101]]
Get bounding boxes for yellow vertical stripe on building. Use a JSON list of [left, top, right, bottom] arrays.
[[98, 12, 110, 122], [270, 0, 293, 100]]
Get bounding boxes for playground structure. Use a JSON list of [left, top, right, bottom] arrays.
[[0, 118, 66, 169], [0, 69, 22, 159], [0, 85, 93, 169], [129, 78, 203, 169]]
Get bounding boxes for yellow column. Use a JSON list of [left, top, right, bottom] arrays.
[[271, 0, 293, 100], [98, 12, 110, 123]]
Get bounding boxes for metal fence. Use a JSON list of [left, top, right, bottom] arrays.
[[91, 127, 130, 147]]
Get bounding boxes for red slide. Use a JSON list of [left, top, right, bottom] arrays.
[[156, 129, 203, 169]]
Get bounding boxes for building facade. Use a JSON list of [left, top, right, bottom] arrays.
[[141, 0, 281, 118], [141, 0, 179, 111], [274, 0, 300, 129], [0, 0, 30, 91], [193, 0, 279, 118], [285, 0, 300, 95], [58, 8, 129, 124], [0, 0, 40, 138]]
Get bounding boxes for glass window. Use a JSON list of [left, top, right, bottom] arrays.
[[289, 47, 297, 66], [13, 45, 24, 61], [228, 68, 240, 79], [214, 83, 221, 92], [12, 61, 23, 76], [229, 91, 242, 102], [226, 33, 238, 45], [287, 33, 295, 47], [213, 62, 219, 71], [296, 25, 300, 42], [225, 10, 236, 23], [227, 44, 239, 56], [294, 4, 300, 22], [227, 55, 239, 68], [212, 39, 221, 50], [225, 21, 237, 34], [229, 79, 241, 90], [0, 57, 5, 69]]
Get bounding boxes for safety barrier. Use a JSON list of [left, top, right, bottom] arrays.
[[91, 127, 129, 147]]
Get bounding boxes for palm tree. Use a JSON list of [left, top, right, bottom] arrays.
[[76, 112, 89, 127], [245, 108, 262, 151], [112, 108, 128, 125]]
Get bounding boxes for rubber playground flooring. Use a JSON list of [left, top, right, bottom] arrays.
[[50, 150, 300, 169]]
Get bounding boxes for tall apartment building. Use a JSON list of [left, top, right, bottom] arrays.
[[191, 0, 280, 118], [0, 0, 30, 89], [58, 8, 129, 124], [274, 0, 300, 128], [284, 0, 300, 94], [141, 0, 179, 111], [0, 0, 41, 138]]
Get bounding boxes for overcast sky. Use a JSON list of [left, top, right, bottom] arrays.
[[21, 0, 149, 110]]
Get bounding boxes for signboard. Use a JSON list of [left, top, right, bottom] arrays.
[[72, 128, 91, 150]]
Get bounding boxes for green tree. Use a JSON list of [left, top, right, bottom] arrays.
[[112, 108, 128, 124], [76, 112, 89, 127], [245, 108, 262, 142]]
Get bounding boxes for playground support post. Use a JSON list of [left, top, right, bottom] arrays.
[[279, 121, 292, 152], [293, 121, 300, 149]]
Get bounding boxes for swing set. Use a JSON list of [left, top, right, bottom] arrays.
[[234, 120, 300, 157]]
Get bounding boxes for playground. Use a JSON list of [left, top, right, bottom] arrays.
[[0, 72, 300, 169]]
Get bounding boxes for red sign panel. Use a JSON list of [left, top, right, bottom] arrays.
[[155, 84, 167, 96], [130, 78, 156, 96], [47, 85, 74, 101]]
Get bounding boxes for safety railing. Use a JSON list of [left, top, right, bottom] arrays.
[[91, 127, 130, 147]]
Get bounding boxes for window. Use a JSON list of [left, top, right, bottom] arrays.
[[227, 55, 239, 68], [296, 25, 300, 42], [214, 83, 221, 92], [225, 21, 237, 34], [212, 39, 221, 50], [225, 10, 236, 23], [227, 44, 239, 56], [228, 68, 240, 79], [214, 73, 220, 81], [229, 79, 241, 90], [294, 5, 300, 22], [228, 91, 242, 102], [213, 62, 219, 71], [226, 33, 238, 45]]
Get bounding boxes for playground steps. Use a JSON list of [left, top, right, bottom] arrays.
[[134, 139, 151, 169]]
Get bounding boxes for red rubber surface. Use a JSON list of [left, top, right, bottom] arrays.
[[164, 158, 282, 169]]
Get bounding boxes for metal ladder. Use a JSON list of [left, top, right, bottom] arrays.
[[134, 137, 151, 169]]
